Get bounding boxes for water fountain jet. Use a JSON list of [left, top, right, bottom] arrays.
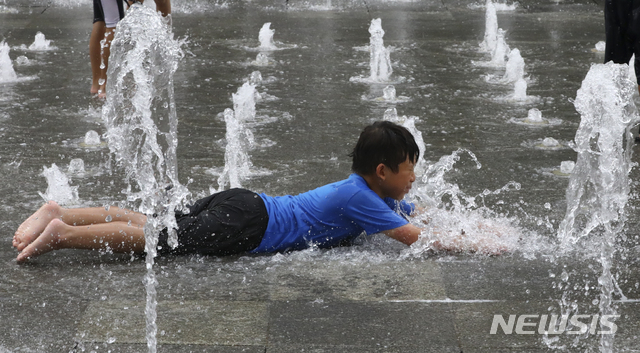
[[101, 5, 189, 352], [480, 0, 498, 53], [67, 158, 86, 175], [28, 32, 54, 51], [216, 82, 257, 191], [38, 163, 79, 205], [252, 52, 272, 67], [489, 29, 509, 67], [368, 18, 393, 82], [512, 78, 528, 100], [557, 62, 640, 352], [0, 41, 18, 83], [553, 160, 575, 177], [258, 23, 277, 50], [83, 130, 101, 146], [503, 48, 525, 83], [534, 137, 564, 150]]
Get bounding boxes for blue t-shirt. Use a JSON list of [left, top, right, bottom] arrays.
[[250, 174, 414, 253]]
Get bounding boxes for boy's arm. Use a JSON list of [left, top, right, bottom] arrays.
[[383, 221, 448, 251], [382, 223, 422, 246]]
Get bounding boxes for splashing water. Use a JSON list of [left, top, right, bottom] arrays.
[[28, 32, 54, 51], [368, 18, 393, 82], [249, 70, 263, 85], [628, 54, 636, 84], [405, 149, 522, 257], [503, 48, 525, 83], [538, 137, 561, 148], [555, 160, 575, 176], [524, 108, 545, 124], [83, 130, 101, 146], [0, 41, 18, 83], [489, 29, 509, 66], [480, 0, 498, 53], [557, 62, 640, 352], [381, 108, 523, 255], [252, 52, 271, 66], [512, 78, 528, 100], [383, 85, 396, 100], [101, 5, 189, 353], [350, 18, 402, 84], [67, 158, 86, 175], [258, 23, 277, 50], [216, 82, 257, 191], [558, 62, 639, 249], [38, 164, 79, 205], [15, 55, 29, 66], [370, 85, 409, 103]]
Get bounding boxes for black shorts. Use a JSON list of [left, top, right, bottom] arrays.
[[157, 189, 269, 256], [93, 0, 125, 25], [605, 0, 640, 82]]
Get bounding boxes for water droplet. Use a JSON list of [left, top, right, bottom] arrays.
[[105, 215, 112, 222]]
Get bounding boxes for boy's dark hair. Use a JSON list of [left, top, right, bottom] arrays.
[[349, 121, 420, 175]]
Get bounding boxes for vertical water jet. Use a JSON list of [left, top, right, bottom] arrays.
[[369, 18, 393, 82], [480, 0, 498, 53], [0, 41, 17, 83], [503, 48, 525, 83], [217, 82, 257, 191], [557, 62, 640, 352], [101, 5, 189, 352]]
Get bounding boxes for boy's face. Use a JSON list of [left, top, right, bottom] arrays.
[[380, 158, 416, 200]]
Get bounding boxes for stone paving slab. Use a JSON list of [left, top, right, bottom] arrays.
[[436, 254, 639, 302], [267, 300, 459, 350], [451, 301, 640, 351], [0, 297, 88, 353], [77, 300, 268, 346], [266, 258, 447, 301]]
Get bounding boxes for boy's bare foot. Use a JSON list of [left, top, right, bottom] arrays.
[[16, 218, 66, 262], [91, 84, 99, 95], [13, 201, 62, 252]]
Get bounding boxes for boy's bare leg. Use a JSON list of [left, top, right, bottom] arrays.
[[16, 219, 145, 263], [154, 0, 171, 17], [90, 21, 106, 95], [13, 201, 146, 252], [59, 205, 147, 228]]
